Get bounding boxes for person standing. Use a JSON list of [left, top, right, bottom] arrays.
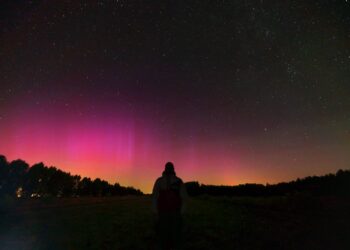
[[152, 162, 187, 250]]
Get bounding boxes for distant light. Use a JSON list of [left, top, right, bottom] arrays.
[[16, 187, 23, 198]]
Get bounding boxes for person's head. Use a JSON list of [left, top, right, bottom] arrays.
[[163, 161, 175, 176]]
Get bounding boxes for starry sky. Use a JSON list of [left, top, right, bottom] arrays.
[[1, 1, 350, 193]]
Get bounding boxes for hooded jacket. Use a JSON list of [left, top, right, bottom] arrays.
[[152, 171, 187, 214]]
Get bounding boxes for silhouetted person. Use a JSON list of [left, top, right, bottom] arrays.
[[152, 162, 187, 250]]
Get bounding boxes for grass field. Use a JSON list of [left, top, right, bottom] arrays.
[[0, 195, 349, 250]]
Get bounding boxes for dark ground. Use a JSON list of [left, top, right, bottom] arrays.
[[0, 195, 349, 250]]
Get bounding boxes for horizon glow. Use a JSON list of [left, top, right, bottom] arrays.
[[1, 98, 349, 193]]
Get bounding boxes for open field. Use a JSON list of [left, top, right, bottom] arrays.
[[0, 195, 349, 250]]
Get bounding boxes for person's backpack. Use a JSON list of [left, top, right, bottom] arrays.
[[157, 178, 182, 212]]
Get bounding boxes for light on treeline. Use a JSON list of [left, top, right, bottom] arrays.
[[16, 187, 23, 198]]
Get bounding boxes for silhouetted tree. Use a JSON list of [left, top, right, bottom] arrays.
[[0, 155, 143, 198], [185, 169, 350, 197], [0, 155, 9, 196], [25, 162, 49, 196], [78, 177, 93, 196], [185, 181, 201, 196], [8, 159, 29, 196]]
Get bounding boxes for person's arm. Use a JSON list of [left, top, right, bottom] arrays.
[[152, 179, 159, 214], [180, 181, 187, 214]]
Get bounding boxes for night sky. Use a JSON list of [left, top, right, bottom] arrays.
[[1, 1, 350, 193]]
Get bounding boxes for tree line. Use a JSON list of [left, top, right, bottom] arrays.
[[185, 169, 350, 197], [0, 155, 143, 198]]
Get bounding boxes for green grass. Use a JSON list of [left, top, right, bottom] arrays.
[[0, 195, 349, 249]]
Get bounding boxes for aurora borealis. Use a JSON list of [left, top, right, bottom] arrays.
[[1, 1, 350, 193]]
